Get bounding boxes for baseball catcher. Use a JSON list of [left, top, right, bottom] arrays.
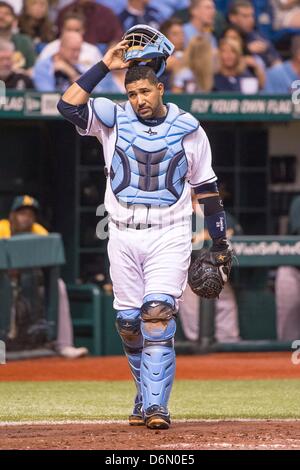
[[58, 21, 231, 429]]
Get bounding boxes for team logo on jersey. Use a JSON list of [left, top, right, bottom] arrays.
[[143, 128, 158, 136]]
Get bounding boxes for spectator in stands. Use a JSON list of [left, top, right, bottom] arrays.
[[215, 0, 274, 39], [160, 17, 185, 54], [275, 195, 300, 341], [0, 1, 36, 69], [0, 195, 88, 358], [173, 35, 214, 92], [56, 0, 123, 47], [221, 25, 266, 86], [179, 191, 241, 343], [178, 0, 226, 39], [222, 24, 266, 69], [228, 0, 281, 67], [264, 34, 300, 92], [159, 17, 185, 91], [214, 37, 263, 92], [183, 0, 218, 49], [18, 0, 56, 54], [33, 31, 83, 91], [271, 0, 300, 30], [97, 0, 190, 22], [38, 12, 102, 70], [0, 38, 34, 88], [119, 0, 160, 31]]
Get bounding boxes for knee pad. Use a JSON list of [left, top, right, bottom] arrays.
[[141, 294, 177, 343], [116, 309, 143, 353]]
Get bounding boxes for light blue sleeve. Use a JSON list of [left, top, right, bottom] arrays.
[[149, 0, 189, 21], [263, 65, 289, 94], [33, 58, 55, 92], [96, 0, 126, 14]]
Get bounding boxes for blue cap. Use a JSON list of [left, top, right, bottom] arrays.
[[11, 195, 40, 213]]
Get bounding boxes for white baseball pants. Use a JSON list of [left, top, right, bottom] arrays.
[[108, 221, 192, 311]]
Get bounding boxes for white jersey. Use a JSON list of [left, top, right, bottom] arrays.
[[77, 98, 217, 226], [38, 40, 103, 71]]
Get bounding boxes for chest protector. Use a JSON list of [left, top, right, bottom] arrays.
[[93, 98, 199, 207]]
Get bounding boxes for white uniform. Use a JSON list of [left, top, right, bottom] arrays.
[[78, 98, 217, 310], [275, 266, 300, 341]]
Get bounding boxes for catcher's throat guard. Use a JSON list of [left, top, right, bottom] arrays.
[[123, 24, 175, 77]]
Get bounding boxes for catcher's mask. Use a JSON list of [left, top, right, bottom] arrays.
[[123, 24, 174, 77]]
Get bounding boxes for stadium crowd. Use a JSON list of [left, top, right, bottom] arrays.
[[0, 0, 299, 94]]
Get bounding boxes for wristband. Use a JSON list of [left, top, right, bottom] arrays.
[[76, 60, 110, 93]]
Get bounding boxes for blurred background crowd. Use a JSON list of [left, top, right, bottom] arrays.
[[1, 0, 300, 95]]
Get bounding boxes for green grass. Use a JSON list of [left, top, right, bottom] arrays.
[[0, 380, 300, 422]]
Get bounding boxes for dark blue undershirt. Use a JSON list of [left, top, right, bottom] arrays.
[[137, 111, 167, 127]]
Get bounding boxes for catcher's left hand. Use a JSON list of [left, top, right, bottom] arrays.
[[188, 246, 233, 299]]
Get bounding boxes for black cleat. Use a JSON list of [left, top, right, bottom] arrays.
[[144, 405, 170, 429], [129, 402, 145, 426]]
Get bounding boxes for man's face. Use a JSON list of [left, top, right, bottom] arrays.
[[229, 6, 255, 33], [10, 207, 36, 234], [0, 49, 13, 79], [60, 39, 82, 64], [166, 24, 185, 51], [0, 6, 15, 31], [191, 0, 216, 27], [126, 78, 164, 119]]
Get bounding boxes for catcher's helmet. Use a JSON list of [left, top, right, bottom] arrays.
[[123, 24, 175, 77]]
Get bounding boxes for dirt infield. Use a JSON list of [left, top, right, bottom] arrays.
[[1, 420, 300, 450], [1, 352, 300, 450], [1, 352, 299, 381]]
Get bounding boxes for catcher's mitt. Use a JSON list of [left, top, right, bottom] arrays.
[[188, 247, 233, 298]]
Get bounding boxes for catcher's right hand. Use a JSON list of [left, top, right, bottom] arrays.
[[188, 246, 233, 299]]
